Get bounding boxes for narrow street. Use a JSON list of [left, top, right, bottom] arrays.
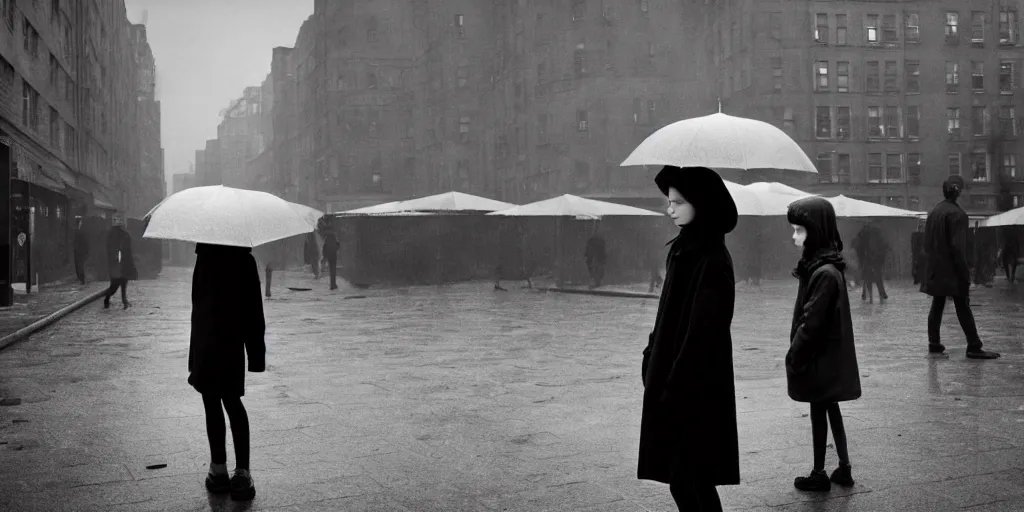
[[1, 268, 1023, 511]]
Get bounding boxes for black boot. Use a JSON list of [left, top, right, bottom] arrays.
[[928, 343, 946, 354], [966, 348, 1000, 359], [794, 469, 831, 491], [830, 463, 854, 486], [103, 297, 110, 309]]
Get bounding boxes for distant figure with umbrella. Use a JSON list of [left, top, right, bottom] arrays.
[[188, 243, 265, 501], [921, 176, 1000, 359], [321, 217, 340, 290], [639, 166, 739, 511], [103, 214, 137, 309], [73, 216, 89, 285], [584, 223, 607, 289]]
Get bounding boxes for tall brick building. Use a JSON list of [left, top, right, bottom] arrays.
[[690, 0, 1024, 214], [0, 0, 165, 285]]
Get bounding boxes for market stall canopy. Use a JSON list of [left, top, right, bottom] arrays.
[[342, 201, 403, 214], [340, 192, 515, 215], [744, 181, 815, 197], [488, 194, 663, 220], [826, 195, 924, 218], [620, 112, 818, 173], [981, 206, 1024, 227], [719, 180, 809, 216]]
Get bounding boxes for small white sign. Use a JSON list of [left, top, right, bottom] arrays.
[[17, 233, 26, 247]]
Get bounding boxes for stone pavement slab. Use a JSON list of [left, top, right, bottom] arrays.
[[1, 268, 1024, 511], [0, 279, 108, 342]]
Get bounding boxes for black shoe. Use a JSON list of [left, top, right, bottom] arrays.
[[230, 469, 255, 501], [928, 343, 946, 354], [103, 298, 110, 309], [122, 302, 131, 310], [966, 348, 1000, 359], [205, 472, 231, 494], [829, 463, 854, 487], [794, 469, 831, 491]]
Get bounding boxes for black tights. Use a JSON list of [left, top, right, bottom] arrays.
[[202, 394, 250, 470], [105, 278, 127, 304], [669, 481, 722, 511], [810, 402, 850, 471]]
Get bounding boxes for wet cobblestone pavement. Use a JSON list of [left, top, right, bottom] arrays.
[[0, 280, 107, 341], [1, 266, 1023, 511]]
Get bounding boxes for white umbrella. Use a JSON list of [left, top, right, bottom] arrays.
[[287, 201, 325, 229], [392, 191, 516, 212], [825, 195, 924, 218], [143, 185, 319, 247], [620, 112, 817, 173], [744, 181, 814, 197], [982, 206, 1024, 227], [488, 194, 663, 220]]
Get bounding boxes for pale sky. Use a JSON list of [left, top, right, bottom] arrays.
[[123, 0, 313, 195]]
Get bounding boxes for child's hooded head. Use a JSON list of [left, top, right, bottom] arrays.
[[654, 166, 738, 235], [787, 196, 843, 257]]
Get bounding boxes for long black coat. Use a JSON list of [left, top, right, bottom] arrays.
[[188, 244, 266, 397], [639, 166, 740, 486], [106, 226, 138, 281], [920, 199, 971, 297], [787, 263, 861, 403]]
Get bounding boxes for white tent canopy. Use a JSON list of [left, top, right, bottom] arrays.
[[341, 192, 515, 215], [718, 180, 811, 216], [488, 194, 663, 220], [826, 195, 924, 218], [982, 206, 1024, 227], [744, 181, 814, 197]]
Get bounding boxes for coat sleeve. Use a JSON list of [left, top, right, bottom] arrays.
[[788, 269, 838, 370], [947, 212, 970, 284], [245, 258, 267, 372], [665, 258, 733, 389]]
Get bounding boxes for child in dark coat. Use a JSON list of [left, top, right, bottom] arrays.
[[786, 197, 862, 492]]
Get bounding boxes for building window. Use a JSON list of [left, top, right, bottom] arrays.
[[815, 13, 828, 43], [573, 48, 585, 75], [572, 1, 584, 21], [816, 153, 833, 180], [1004, 154, 1019, 180], [906, 105, 920, 138], [640, 0, 649, 14], [837, 106, 851, 139], [971, 11, 986, 43], [0, 56, 12, 83], [908, 153, 922, 184], [905, 60, 920, 93], [906, 13, 920, 42], [868, 106, 882, 138], [4, 0, 14, 31], [866, 60, 880, 92], [946, 12, 959, 38], [885, 196, 904, 208], [22, 82, 33, 128], [949, 153, 962, 175], [459, 116, 470, 142], [783, 107, 795, 132], [972, 106, 988, 136], [49, 54, 58, 85], [455, 14, 465, 38], [815, 61, 829, 90], [972, 151, 989, 182], [49, 107, 59, 145], [885, 153, 904, 183], [771, 57, 783, 92], [23, 19, 39, 57], [1000, 60, 1015, 93], [946, 61, 959, 93], [1000, 106, 1017, 136], [882, 14, 897, 42], [885, 106, 900, 138], [837, 153, 851, 182], [865, 14, 879, 43], [868, 153, 884, 182], [836, 14, 847, 45], [1000, 10, 1019, 45], [769, 12, 782, 40], [947, 108, 961, 134], [833, 61, 849, 92], [815, 106, 831, 138], [577, 109, 588, 131], [972, 61, 984, 91], [884, 61, 897, 92], [456, 67, 468, 87]]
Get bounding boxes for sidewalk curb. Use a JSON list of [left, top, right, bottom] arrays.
[[0, 288, 108, 352], [538, 287, 659, 299]]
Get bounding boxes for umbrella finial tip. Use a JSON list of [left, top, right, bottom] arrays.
[[717, 97, 722, 113]]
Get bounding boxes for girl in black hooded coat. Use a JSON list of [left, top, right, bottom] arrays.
[[639, 166, 739, 511], [786, 197, 861, 492]]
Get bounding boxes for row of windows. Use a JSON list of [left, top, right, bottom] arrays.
[[811, 10, 1019, 46], [1, 55, 77, 158], [815, 151, 1015, 185], [844, 194, 1022, 212], [809, 59, 1020, 95], [812, 105, 1017, 140]]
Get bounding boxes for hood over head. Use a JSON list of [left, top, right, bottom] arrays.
[[654, 166, 738, 237], [787, 196, 846, 276]]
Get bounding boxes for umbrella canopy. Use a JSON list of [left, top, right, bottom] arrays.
[[719, 180, 808, 216], [288, 201, 325, 229], [982, 206, 1024, 227], [393, 191, 515, 213], [488, 194, 663, 220], [620, 112, 817, 173], [744, 181, 814, 197], [825, 195, 924, 218], [143, 185, 320, 247]]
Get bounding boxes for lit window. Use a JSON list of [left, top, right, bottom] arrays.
[[815, 61, 829, 90], [865, 14, 879, 42], [946, 12, 960, 37], [905, 13, 920, 42]]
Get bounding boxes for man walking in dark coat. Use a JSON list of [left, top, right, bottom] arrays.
[[103, 215, 138, 309], [1000, 230, 1019, 284], [921, 176, 1000, 359], [321, 222, 340, 291], [73, 217, 89, 285]]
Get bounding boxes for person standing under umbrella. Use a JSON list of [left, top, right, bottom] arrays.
[[188, 243, 265, 501], [103, 215, 137, 309], [921, 176, 1000, 359], [73, 216, 89, 285], [321, 220, 340, 291], [639, 166, 739, 511]]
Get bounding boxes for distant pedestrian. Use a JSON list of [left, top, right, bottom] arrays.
[[645, 237, 664, 294], [103, 215, 137, 309], [73, 217, 89, 285], [304, 231, 320, 279], [1000, 231, 1019, 284], [921, 175, 1000, 359], [188, 243, 265, 501], [321, 223, 340, 291], [639, 166, 739, 512], [785, 197, 860, 492], [851, 222, 888, 302], [584, 224, 607, 289]]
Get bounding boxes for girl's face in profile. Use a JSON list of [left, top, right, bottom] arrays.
[[791, 224, 808, 247], [666, 187, 695, 227]]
